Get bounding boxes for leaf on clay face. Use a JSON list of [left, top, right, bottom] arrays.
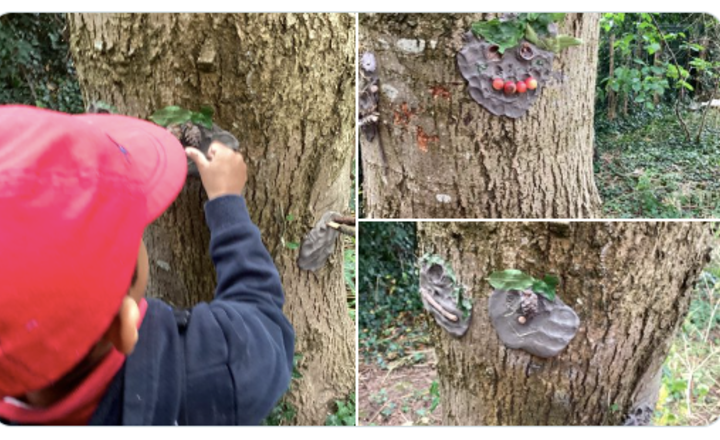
[[190, 111, 213, 129], [471, 19, 525, 54], [149, 105, 193, 127], [487, 269, 535, 291], [531, 279, 556, 301], [525, 24, 540, 45], [543, 274, 559, 288]]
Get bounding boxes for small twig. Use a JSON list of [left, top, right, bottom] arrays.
[[650, 14, 692, 142], [368, 401, 389, 424], [332, 216, 356, 226], [327, 221, 355, 237], [420, 290, 458, 322]]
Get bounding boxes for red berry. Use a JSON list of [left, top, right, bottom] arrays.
[[503, 80, 516, 95], [492, 78, 504, 91], [525, 77, 538, 90], [516, 81, 528, 93]]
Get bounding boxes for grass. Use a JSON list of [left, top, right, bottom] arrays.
[[655, 243, 720, 426], [595, 107, 720, 218]]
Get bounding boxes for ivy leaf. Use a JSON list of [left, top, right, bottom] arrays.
[[531, 274, 559, 301], [555, 35, 583, 51], [525, 23, 540, 45], [286, 241, 300, 250], [149, 105, 193, 127], [471, 19, 526, 54], [543, 274, 559, 288], [199, 105, 214, 118], [190, 111, 213, 129], [646, 42, 661, 55], [487, 269, 535, 291]]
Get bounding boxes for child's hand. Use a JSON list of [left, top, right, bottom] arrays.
[[185, 141, 247, 200]]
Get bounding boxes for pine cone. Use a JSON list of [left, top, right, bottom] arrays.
[[181, 122, 202, 148], [518, 289, 539, 322]]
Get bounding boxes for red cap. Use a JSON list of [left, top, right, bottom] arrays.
[[0, 105, 187, 397]]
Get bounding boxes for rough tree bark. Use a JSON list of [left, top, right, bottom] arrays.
[[68, 13, 356, 425], [417, 222, 713, 425], [360, 14, 602, 219]]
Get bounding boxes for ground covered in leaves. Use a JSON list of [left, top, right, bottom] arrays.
[[595, 107, 720, 218], [358, 344, 440, 426]]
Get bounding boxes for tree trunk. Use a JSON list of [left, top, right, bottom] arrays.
[[653, 49, 661, 105], [608, 33, 617, 120], [360, 13, 602, 219], [417, 221, 713, 425], [68, 13, 356, 425]]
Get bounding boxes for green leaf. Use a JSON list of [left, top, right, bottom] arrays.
[[555, 35, 583, 52], [286, 241, 300, 250], [531, 279, 556, 301], [149, 105, 193, 127], [542, 274, 559, 288], [91, 100, 118, 113], [199, 105, 214, 117], [190, 111, 213, 129], [487, 269, 535, 291], [646, 42, 661, 55], [286, 214, 295, 222], [471, 19, 526, 54], [524, 23, 539, 45]]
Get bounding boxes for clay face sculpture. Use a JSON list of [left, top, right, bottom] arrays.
[[457, 32, 555, 118], [419, 256, 472, 337], [297, 211, 341, 272], [168, 122, 241, 177], [488, 289, 579, 358], [359, 52, 380, 142]]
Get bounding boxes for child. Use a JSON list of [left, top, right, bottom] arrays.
[[0, 105, 295, 425]]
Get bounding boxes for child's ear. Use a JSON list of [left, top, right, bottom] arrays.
[[104, 297, 140, 355]]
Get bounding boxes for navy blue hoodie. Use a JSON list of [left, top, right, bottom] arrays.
[[82, 194, 294, 425]]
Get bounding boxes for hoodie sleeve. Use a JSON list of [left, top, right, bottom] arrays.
[[182, 195, 295, 425]]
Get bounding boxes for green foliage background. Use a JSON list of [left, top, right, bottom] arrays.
[[0, 13, 84, 113]]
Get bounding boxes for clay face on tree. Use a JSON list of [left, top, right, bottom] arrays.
[[486, 269, 580, 358], [458, 36, 555, 118], [458, 13, 582, 118], [488, 289, 580, 358], [418, 254, 472, 337], [297, 211, 342, 272]]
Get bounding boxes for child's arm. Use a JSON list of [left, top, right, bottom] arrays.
[[182, 143, 295, 425]]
